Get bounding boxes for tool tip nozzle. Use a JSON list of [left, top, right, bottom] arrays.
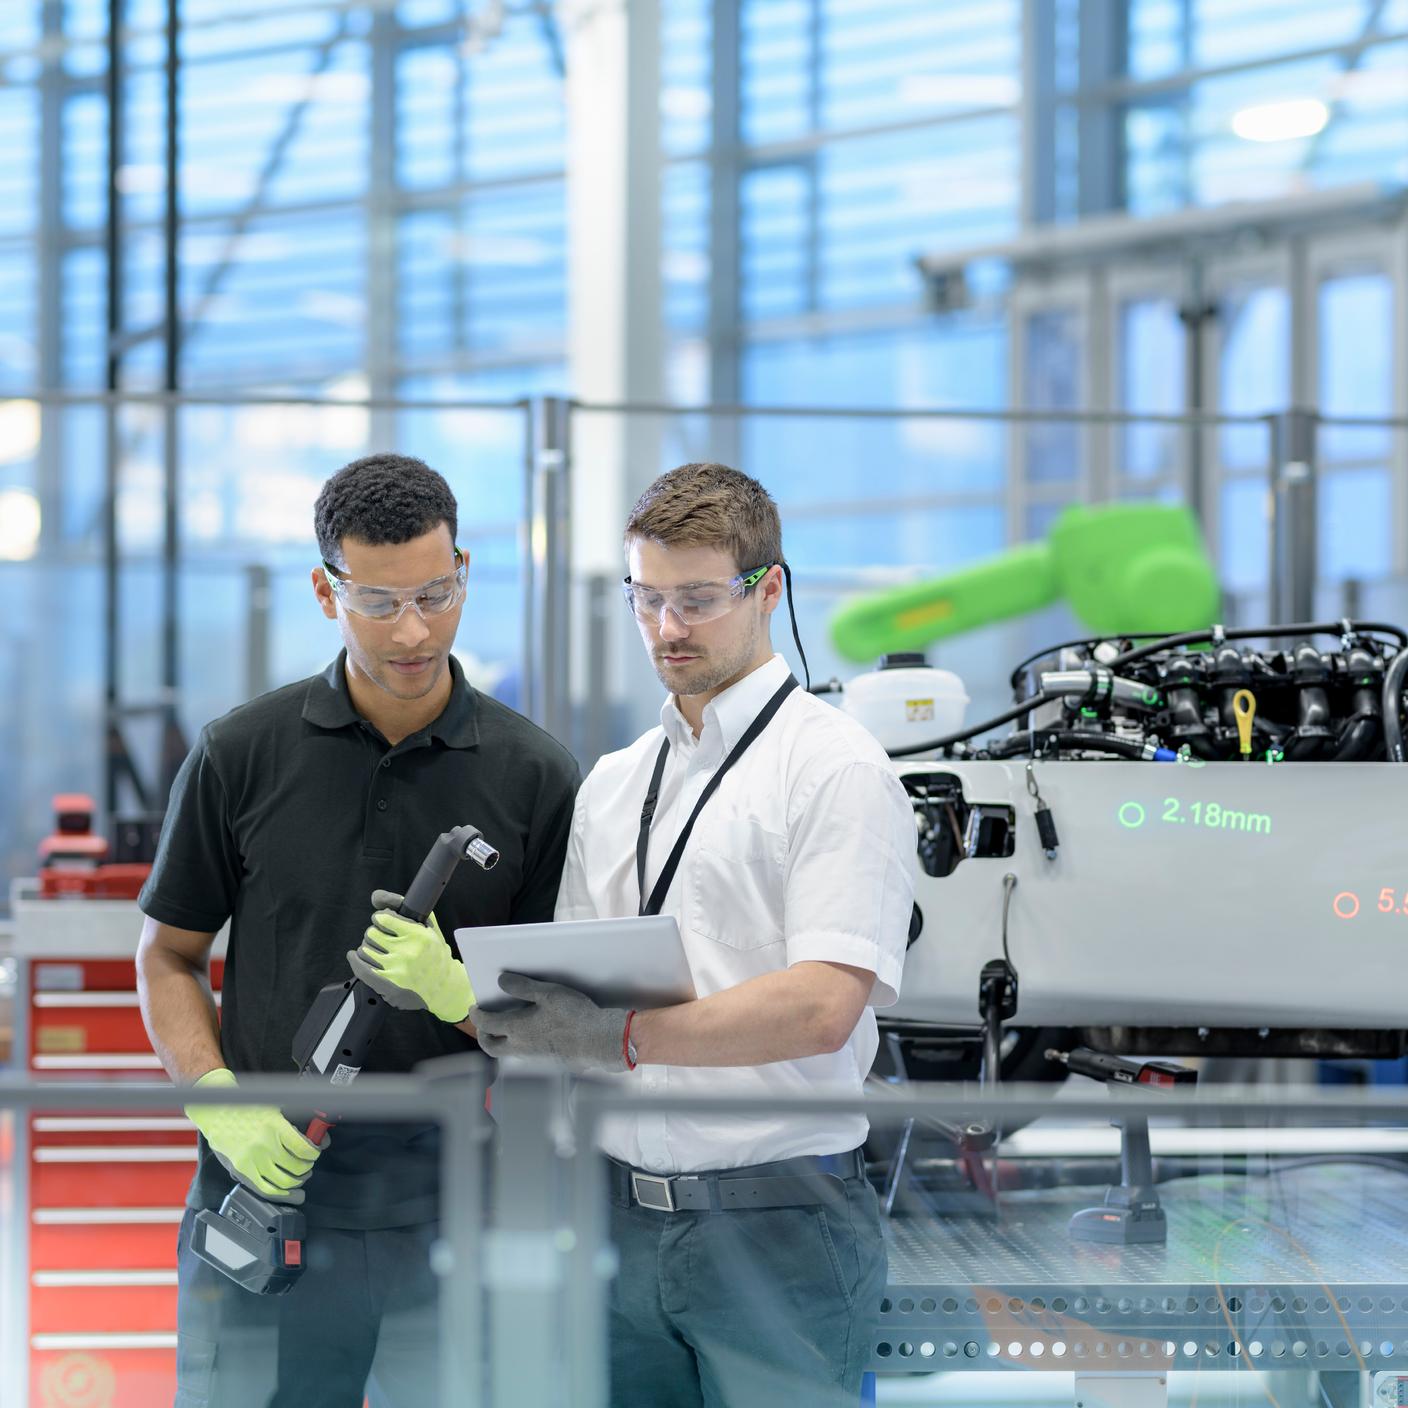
[[466, 837, 499, 870]]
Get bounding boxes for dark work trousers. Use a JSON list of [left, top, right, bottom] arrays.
[[173, 1210, 440, 1408], [606, 1162, 887, 1408]]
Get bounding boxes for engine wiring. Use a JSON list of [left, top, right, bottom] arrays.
[[888, 619, 1408, 763]]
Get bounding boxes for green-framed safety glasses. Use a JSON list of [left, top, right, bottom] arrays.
[[622, 564, 774, 627]]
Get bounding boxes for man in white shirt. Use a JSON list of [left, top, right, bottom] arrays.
[[469, 462, 917, 1406]]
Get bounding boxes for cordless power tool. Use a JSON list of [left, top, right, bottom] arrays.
[[188, 823, 498, 1294]]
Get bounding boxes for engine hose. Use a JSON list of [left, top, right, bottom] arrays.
[[1383, 647, 1408, 762], [1283, 729, 1331, 762], [1164, 685, 1213, 758], [1332, 716, 1380, 761], [988, 731, 1155, 761], [1109, 620, 1408, 670]]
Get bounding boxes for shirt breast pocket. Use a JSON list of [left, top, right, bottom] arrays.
[[687, 821, 787, 950]]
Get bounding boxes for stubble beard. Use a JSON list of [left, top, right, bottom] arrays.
[[652, 624, 758, 697]]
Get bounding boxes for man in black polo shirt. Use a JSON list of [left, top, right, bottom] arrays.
[[136, 453, 579, 1407]]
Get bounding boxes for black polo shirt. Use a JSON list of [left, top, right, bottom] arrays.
[[139, 651, 580, 1228]]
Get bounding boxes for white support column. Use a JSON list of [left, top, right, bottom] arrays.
[[1020, 0, 1056, 228], [366, 6, 399, 449], [563, 0, 663, 575], [562, 0, 663, 752], [1391, 210, 1408, 579]]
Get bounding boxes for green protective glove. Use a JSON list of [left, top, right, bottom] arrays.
[[184, 1067, 322, 1204], [346, 888, 474, 1025], [470, 973, 630, 1072]]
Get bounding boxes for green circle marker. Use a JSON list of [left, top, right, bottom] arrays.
[[1117, 801, 1145, 829]]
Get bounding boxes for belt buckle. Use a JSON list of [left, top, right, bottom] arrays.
[[630, 1172, 675, 1212]]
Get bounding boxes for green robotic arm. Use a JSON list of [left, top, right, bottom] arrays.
[[829, 503, 1221, 662]]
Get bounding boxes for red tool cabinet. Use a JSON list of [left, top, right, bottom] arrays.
[[8, 892, 226, 1408]]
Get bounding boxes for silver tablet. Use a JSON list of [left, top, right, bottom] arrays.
[[454, 914, 695, 1013]]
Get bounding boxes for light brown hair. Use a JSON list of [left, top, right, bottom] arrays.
[[624, 462, 783, 574]]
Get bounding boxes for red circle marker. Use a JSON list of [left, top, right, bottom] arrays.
[[1332, 892, 1360, 921]]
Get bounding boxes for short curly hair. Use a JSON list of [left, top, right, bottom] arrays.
[[624, 462, 782, 574], [314, 453, 458, 567]]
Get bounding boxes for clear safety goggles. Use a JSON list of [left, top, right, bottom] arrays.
[[622, 564, 773, 627], [323, 547, 468, 623]]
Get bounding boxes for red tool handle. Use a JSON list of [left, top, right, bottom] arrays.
[[304, 1114, 333, 1145]]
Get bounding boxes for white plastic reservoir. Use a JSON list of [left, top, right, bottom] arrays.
[[841, 653, 969, 756]]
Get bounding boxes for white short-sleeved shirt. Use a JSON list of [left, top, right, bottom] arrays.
[[555, 653, 916, 1173]]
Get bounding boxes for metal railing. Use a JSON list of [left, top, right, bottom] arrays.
[[0, 1065, 491, 1408], [5, 1066, 1408, 1405]]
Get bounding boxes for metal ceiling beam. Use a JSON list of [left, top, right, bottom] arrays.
[[1298, 0, 1391, 173], [917, 181, 1408, 285], [1066, 28, 1408, 107], [181, 10, 355, 342]]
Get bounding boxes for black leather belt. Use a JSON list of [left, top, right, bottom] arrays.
[[607, 1148, 866, 1213]]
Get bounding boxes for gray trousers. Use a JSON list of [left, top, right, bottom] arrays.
[[173, 1210, 440, 1408], [606, 1165, 886, 1408]]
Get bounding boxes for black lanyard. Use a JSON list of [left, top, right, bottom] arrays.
[[636, 675, 799, 917]]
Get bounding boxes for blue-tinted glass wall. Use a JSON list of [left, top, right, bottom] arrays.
[[0, 3, 566, 911]]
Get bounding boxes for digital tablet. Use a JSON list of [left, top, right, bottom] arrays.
[[454, 914, 695, 1013]]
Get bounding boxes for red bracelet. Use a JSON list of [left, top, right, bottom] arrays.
[[622, 1010, 638, 1072]]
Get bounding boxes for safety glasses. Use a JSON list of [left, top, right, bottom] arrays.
[[323, 547, 468, 623], [622, 564, 773, 627]]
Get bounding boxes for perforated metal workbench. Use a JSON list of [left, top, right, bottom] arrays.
[[869, 1163, 1408, 1382]]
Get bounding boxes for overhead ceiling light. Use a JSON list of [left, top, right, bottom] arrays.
[[0, 487, 40, 560], [1231, 97, 1329, 143]]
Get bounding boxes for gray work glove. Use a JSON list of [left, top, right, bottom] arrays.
[[470, 973, 630, 1072]]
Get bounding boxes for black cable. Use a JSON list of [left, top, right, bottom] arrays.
[[779, 561, 810, 692], [1000, 873, 1016, 969], [886, 691, 1058, 758], [1382, 646, 1408, 762], [1332, 715, 1379, 761], [988, 730, 1149, 761], [981, 1008, 1000, 1090], [891, 621, 1407, 761], [1009, 621, 1407, 693], [1108, 620, 1407, 669]]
